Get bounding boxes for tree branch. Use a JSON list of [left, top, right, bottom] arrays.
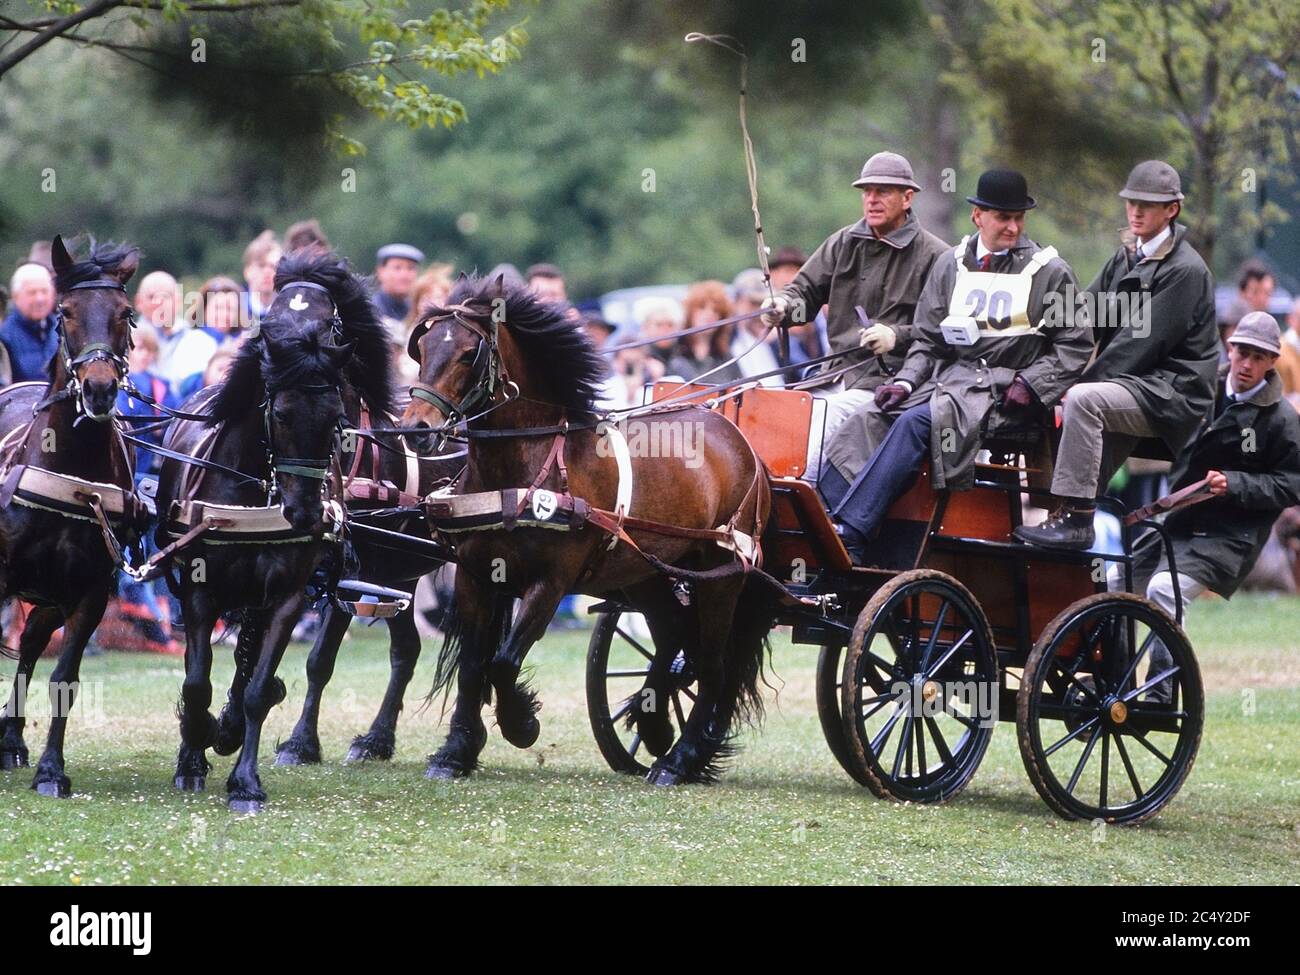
[[0, 0, 126, 80]]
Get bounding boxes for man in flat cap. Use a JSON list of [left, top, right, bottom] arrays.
[[1118, 311, 1300, 700], [373, 243, 425, 323], [822, 169, 1091, 563], [763, 151, 950, 476], [1016, 160, 1219, 550]]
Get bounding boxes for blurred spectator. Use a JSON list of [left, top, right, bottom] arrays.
[[668, 280, 741, 383], [632, 295, 682, 376], [1, 262, 58, 382], [526, 263, 568, 303], [176, 345, 238, 402], [373, 243, 424, 323], [394, 264, 455, 384], [285, 219, 330, 255], [1278, 297, 1300, 409], [1220, 260, 1276, 351], [242, 230, 281, 323], [769, 246, 806, 291], [730, 268, 783, 387], [192, 275, 244, 346], [136, 270, 217, 393], [117, 320, 175, 471], [581, 314, 616, 350], [488, 262, 526, 290]]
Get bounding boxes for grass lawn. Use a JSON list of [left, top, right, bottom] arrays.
[[0, 593, 1296, 885]]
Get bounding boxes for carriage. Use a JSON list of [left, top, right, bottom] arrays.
[[585, 382, 1204, 824]]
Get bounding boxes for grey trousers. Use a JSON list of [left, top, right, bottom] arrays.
[[1107, 565, 1205, 704], [1051, 382, 1158, 500], [807, 386, 875, 481]]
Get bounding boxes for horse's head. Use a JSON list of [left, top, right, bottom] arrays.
[[50, 235, 140, 421], [402, 297, 504, 454], [260, 319, 351, 533]]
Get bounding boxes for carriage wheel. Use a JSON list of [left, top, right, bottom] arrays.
[[585, 610, 697, 776], [839, 570, 998, 802], [1017, 592, 1203, 825], [815, 644, 870, 785]]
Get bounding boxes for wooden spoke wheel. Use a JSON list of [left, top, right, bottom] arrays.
[[586, 609, 697, 776], [839, 570, 998, 802], [1016, 592, 1203, 825], [815, 643, 870, 785]]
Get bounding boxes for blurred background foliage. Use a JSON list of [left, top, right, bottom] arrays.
[[0, 0, 1295, 296]]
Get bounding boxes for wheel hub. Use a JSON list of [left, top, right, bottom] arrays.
[[1107, 698, 1128, 725]]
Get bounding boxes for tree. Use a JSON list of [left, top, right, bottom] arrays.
[[0, 0, 528, 151], [975, 0, 1300, 268]]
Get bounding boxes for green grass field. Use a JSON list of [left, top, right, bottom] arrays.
[[0, 594, 1296, 885]]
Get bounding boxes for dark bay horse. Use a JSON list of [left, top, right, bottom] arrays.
[[0, 236, 142, 796], [275, 403, 463, 766], [156, 252, 395, 811], [403, 276, 775, 785]]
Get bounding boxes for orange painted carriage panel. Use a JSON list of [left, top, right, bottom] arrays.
[[937, 485, 1015, 541]]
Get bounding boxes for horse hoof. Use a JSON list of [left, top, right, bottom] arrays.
[[174, 775, 206, 792], [425, 763, 467, 781], [345, 744, 378, 763], [34, 779, 70, 798], [228, 798, 264, 815], [274, 747, 317, 767], [499, 717, 540, 750], [645, 766, 682, 787], [0, 751, 29, 771]]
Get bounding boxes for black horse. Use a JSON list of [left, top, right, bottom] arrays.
[[0, 235, 142, 797], [156, 252, 395, 811], [275, 399, 463, 767]]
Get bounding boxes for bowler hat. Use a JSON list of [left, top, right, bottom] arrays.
[[966, 169, 1036, 211]]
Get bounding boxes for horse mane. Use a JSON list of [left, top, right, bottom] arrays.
[[272, 250, 397, 416], [205, 327, 344, 425], [446, 274, 606, 416], [53, 237, 141, 292]]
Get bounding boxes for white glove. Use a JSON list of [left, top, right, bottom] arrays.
[[760, 294, 790, 328], [859, 323, 897, 355]]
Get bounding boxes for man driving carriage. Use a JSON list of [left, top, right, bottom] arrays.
[[1014, 160, 1219, 550], [760, 151, 950, 474], [817, 169, 1093, 563], [1122, 312, 1300, 701]]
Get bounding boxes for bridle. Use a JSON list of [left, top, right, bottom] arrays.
[[37, 278, 135, 422], [406, 302, 513, 426]]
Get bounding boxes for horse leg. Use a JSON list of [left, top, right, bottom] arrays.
[[225, 596, 300, 813], [623, 581, 689, 758], [488, 579, 567, 749], [275, 602, 351, 766], [425, 576, 504, 780], [347, 602, 421, 762], [214, 611, 265, 756], [174, 587, 219, 791], [0, 606, 62, 770], [31, 587, 109, 797], [646, 576, 742, 786]]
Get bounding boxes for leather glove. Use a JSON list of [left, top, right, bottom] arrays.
[[760, 294, 790, 328], [859, 323, 897, 355], [998, 375, 1040, 416], [874, 383, 910, 411]]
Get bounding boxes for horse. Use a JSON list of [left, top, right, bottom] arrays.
[[402, 276, 775, 785], [274, 396, 464, 767], [0, 235, 143, 797], [155, 251, 395, 811]]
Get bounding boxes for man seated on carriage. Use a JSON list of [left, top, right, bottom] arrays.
[[1014, 160, 1219, 550], [761, 151, 950, 475], [1121, 312, 1300, 701], [818, 169, 1093, 564]]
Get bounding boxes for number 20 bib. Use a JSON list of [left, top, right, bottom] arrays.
[[939, 237, 1058, 346]]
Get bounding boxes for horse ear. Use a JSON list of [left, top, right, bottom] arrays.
[[111, 248, 140, 287], [491, 273, 505, 300], [51, 235, 72, 275], [326, 340, 356, 370]]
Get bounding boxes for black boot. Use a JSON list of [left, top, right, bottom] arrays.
[[1013, 501, 1096, 551], [834, 521, 870, 565]]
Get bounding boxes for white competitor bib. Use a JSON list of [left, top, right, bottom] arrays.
[[939, 236, 1058, 346]]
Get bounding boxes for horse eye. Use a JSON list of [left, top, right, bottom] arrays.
[[458, 351, 477, 365]]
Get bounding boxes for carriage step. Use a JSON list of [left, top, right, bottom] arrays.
[[332, 579, 413, 619]]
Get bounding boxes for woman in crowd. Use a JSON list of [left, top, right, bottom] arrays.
[[667, 280, 741, 384]]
